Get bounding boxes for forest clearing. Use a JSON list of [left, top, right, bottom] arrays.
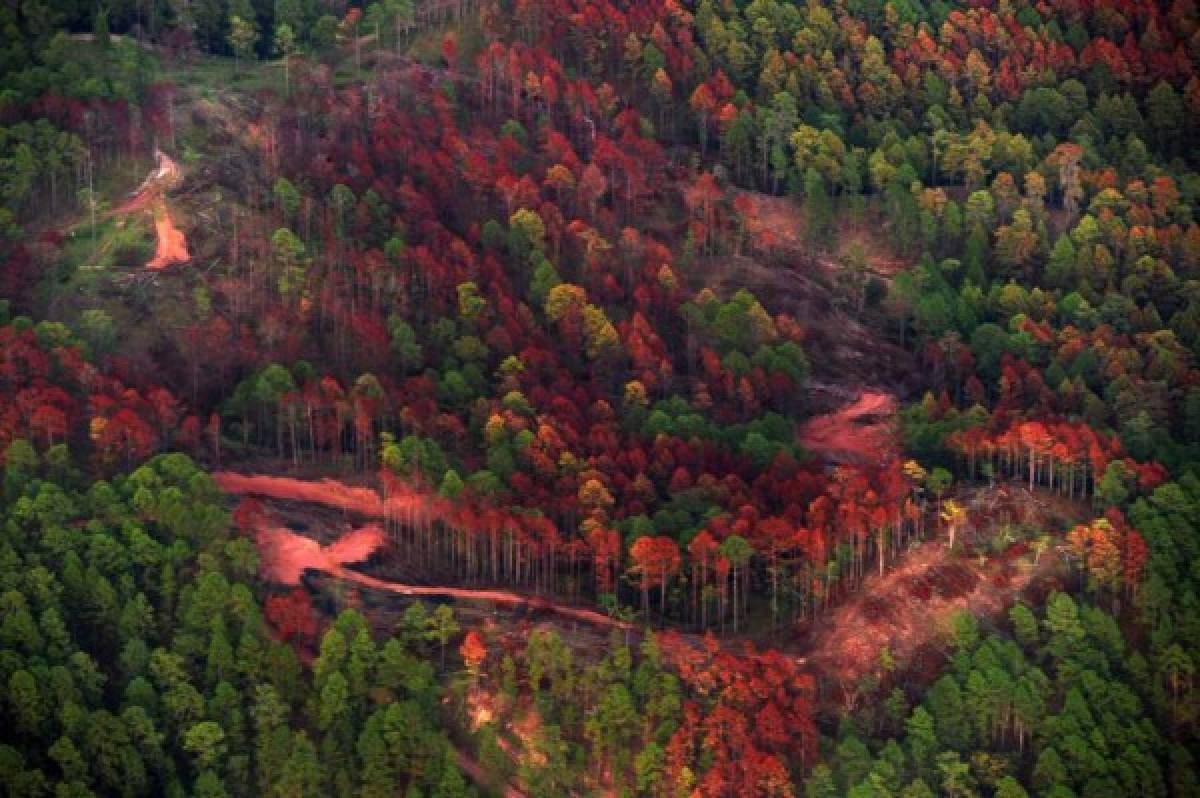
[[215, 466, 1085, 721]]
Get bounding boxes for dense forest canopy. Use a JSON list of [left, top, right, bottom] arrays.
[[1, 0, 1199, 796]]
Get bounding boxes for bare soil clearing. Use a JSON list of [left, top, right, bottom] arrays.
[[215, 470, 1081, 701], [741, 191, 810, 253], [737, 190, 912, 278], [799, 389, 898, 463], [256, 521, 387, 584], [215, 471, 632, 631], [215, 472, 397, 516], [147, 204, 190, 269], [804, 539, 1037, 694], [691, 192, 920, 409], [113, 150, 190, 270], [800, 484, 1084, 702]]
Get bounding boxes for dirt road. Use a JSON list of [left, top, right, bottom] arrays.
[[216, 471, 632, 631], [217, 471, 1075, 709]]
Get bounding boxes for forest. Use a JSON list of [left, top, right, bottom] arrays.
[[1, 0, 1199, 795]]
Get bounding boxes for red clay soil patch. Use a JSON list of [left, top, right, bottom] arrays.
[[737, 190, 913, 276], [218, 473, 632, 631], [147, 202, 189, 269], [803, 533, 1049, 692], [799, 390, 898, 463], [257, 521, 387, 584], [216, 472, 385, 513], [215, 471, 425, 520], [740, 191, 809, 254], [113, 150, 190, 270]]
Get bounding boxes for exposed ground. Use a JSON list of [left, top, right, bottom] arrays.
[[256, 521, 388, 584], [740, 191, 809, 253], [737, 191, 909, 277], [799, 483, 1083, 708], [216, 472, 1081, 687], [215, 472, 632, 631], [113, 149, 190, 270], [805, 539, 1040, 705], [212, 467, 1084, 797], [690, 192, 920, 411], [147, 203, 189, 269], [799, 388, 897, 463]]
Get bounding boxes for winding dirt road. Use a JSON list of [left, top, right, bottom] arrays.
[[218, 472, 538, 796], [214, 472, 632, 631], [216, 471, 1071, 706]]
